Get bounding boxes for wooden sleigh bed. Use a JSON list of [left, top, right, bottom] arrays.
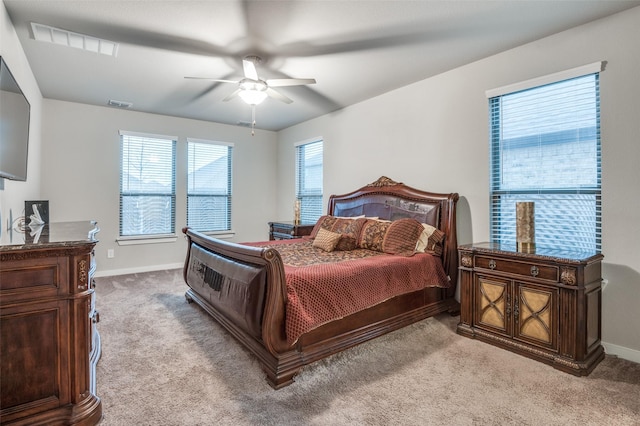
[[182, 176, 459, 388]]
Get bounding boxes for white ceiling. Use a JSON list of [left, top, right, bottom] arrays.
[[4, 0, 639, 131]]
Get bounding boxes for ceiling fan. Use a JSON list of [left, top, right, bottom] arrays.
[[185, 55, 316, 106]]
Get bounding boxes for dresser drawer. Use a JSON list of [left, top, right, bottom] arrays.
[[0, 256, 68, 303], [475, 255, 558, 282]]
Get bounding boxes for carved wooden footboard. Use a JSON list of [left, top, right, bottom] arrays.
[[182, 177, 459, 388]]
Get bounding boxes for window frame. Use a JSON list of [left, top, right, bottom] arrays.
[[186, 138, 234, 234], [118, 130, 177, 243], [487, 63, 603, 254], [295, 138, 324, 224]]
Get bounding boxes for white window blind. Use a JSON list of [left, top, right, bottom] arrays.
[[489, 72, 601, 253], [187, 139, 233, 232], [295, 139, 323, 223], [120, 131, 176, 237]]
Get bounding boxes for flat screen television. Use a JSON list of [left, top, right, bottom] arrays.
[[0, 56, 31, 181]]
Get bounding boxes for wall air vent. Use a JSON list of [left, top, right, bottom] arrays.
[[237, 121, 252, 128], [108, 99, 133, 108], [31, 22, 119, 57]]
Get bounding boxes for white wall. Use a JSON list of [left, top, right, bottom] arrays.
[[40, 100, 278, 276], [0, 3, 43, 231], [278, 7, 640, 360]]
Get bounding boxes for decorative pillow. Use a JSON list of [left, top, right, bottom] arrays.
[[312, 228, 342, 252], [310, 215, 367, 251], [381, 218, 425, 256], [332, 217, 367, 251], [358, 219, 392, 252], [415, 223, 446, 256], [309, 215, 338, 239], [358, 218, 425, 256]]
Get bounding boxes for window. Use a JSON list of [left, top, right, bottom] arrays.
[[295, 139, 323, 223], [187, 139, 233, 232], [488, 66, 601, 253], [120, 131, 176, 237]]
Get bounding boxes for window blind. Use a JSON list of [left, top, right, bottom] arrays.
[[489, 73, 601, 253], [119, 132, 176, 237], [187, 139, 233, 232], [295, 139, 323, 223]]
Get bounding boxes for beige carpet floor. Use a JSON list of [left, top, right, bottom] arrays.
[[94, 269, 640, 425]]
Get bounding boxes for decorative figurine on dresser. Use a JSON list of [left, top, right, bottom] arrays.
[[0, 221, 102, 425], [457, 242, 604, 375]]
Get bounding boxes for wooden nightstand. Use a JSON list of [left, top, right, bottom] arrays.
[[457, 242, 604, 376], [268, 221, 315, 240]]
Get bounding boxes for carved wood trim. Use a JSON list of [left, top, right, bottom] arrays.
[[78, 259, 88, 290], [1, 244, 96, 262], [473, 329, 580, 370], [560, 267, 577, 285], [366, 176, 402, 187], [460, 254, 473, 268]]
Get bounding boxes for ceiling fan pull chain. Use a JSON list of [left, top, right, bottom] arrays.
[[251, 105, 256, 136]]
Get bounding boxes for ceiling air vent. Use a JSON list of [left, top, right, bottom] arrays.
[[31, 22, 119, 57], [108, 99, 133, 108]]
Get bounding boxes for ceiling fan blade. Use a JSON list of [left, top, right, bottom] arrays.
[[222, 89, 241, 102], [184, 77, 239, 83], [265, 88, 293, 104], [266, 78, 316, 87], [243, 59, 259, 80]]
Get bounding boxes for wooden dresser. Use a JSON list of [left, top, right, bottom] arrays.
[[0, 221, 102, 425], [268, 221, 314, 240], [457, 242, 604, 375]]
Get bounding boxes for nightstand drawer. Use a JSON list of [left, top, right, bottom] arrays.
[[475, 255, 558, 282], [271, 224, 296, 235], [272, 230, 295, 239], [268, 221, 314, 240]]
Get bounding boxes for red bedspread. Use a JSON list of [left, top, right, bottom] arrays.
[[249, 239, 451, 345]]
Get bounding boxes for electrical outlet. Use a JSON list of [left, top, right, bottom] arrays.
[[107, 249, 115, 259]]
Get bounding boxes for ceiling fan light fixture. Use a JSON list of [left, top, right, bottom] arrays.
[[238, 88, 268, 105]]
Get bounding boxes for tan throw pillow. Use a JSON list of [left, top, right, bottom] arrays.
[[312, 228, 342, 252], [415, 223, 446, 256]]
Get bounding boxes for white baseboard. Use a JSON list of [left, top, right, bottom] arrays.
[[94, 263, 183, 278], [602, 341, 640, 364]]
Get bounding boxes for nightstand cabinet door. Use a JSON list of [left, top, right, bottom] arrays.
[[475, 275, 510, 336], [514, 281, 557, 351], [474, 277, 558, 352]]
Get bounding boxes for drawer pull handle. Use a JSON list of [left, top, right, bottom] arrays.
[[531, 266, 539, 277], [488, 260, 497, 270]]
